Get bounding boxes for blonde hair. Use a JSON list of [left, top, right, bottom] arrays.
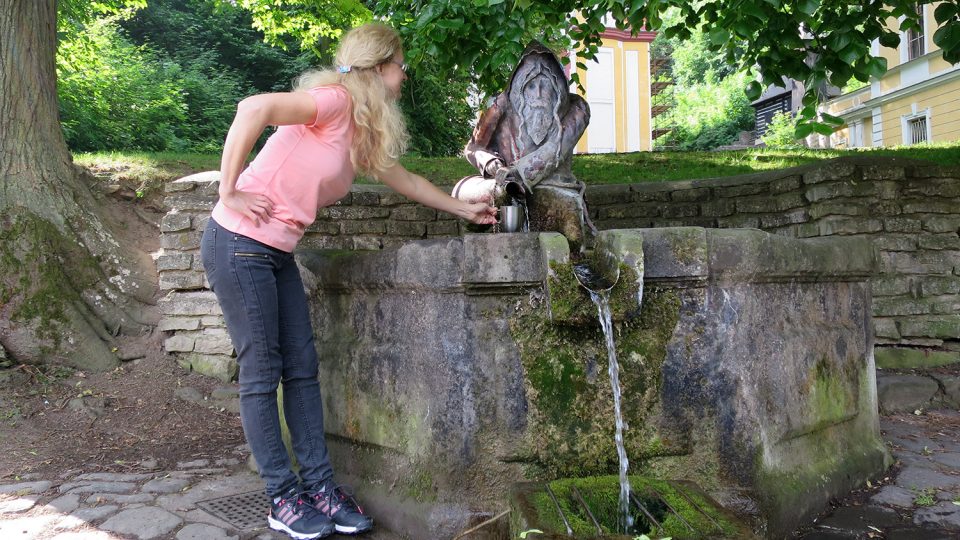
[[295, 23, 409, 175]]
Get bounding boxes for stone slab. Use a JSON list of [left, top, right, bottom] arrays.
[[100, 506, 183, 539]]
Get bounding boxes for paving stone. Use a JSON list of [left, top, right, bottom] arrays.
[[886, 526, 956, 540], [75, 472, 154, 482], [59, 481, 138, 494], [140, 458, 160, 470], [814, 504, 902, 534], [155, 471, 262, 514], [0, 514, 63, 537], [100, 506, 183, 539], [0, 496, 39, 514], [70, 504, 119, 522], [913, 501, 960, 529], [176, 522, 239, 540], [50, 532, 118, 540], [799, 530, 856, 539], [895, 465, 960, 491], [178, 459, 211, 469], [214, 458, 240, 467], [871, 485, 917, 508], [87, 492, 156, 504], [46, 493, 81, 514], [143, 477, 191, 494], [931, 452, 960, 469], [0, 480, 52, 494]]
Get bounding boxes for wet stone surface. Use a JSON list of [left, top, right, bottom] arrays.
[[794, 409, 960, 539]]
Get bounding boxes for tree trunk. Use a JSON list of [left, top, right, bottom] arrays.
[[0, 0, 158, 371]]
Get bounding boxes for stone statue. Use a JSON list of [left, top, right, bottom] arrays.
[[455, 41, 596, 251]]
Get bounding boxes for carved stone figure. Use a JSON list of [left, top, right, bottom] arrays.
[[455, 41, 595, 251]]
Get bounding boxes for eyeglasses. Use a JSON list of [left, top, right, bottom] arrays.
[[388, 59, 408, 72]]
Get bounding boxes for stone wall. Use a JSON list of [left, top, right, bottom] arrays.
[[157, 157, 960, 379]]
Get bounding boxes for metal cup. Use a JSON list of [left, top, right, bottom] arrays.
[[499, 205, 524, 232]]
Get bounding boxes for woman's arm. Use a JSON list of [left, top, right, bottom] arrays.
[[376, 163, 498, 225], [219, 92, 319, 224]]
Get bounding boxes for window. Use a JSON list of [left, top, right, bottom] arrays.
[[908, 116, 928, 144], [907, 4, 925, 60]]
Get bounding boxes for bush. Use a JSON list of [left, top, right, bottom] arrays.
[[760, 111, 802, 148]]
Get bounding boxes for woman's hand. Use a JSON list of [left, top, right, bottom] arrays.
[[463, 201, 498, 225], [220, 189, 275, 225]]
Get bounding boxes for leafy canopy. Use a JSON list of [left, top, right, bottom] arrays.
[[374, 0, 960, 134]]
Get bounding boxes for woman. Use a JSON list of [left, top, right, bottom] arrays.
[[200, 23, 497, 540]]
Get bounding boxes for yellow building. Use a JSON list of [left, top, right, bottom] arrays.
[[573, 25, 658, 153], [821, 2, 960, 148]]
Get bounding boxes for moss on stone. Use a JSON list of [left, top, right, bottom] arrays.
[[511, 274, 682, 479], [517, 475, 747, 539]]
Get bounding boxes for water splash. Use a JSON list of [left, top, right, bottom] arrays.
[[588, 288, 633, 533]]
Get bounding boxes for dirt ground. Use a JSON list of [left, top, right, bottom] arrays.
[[0, 174, 244, 482]]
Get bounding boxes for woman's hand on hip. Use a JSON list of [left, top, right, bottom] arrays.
[[221, 189, 275, 225]]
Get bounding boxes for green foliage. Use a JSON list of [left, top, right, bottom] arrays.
[[659, 72, 756, 150], [57, 18, 188, 151], [374, 0, 960, 130], [913, 487, 936, 507], [760, 111, 802, 148], [235, 0, 370, 58], [399, 58, 475, 157]]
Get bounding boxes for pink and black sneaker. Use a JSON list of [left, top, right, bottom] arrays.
[[308, 481, 373, 535], [268, 487, 335, 539]]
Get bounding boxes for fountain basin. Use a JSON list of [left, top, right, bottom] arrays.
[[296, 227, 889, 539]]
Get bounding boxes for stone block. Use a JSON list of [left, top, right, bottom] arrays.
[[331, 192, 353, 206], [809, 202, 863, 220], [919, 234, 960, 250], [818, 218, 883, 236], [870, 276, 913, 296], [874, 346, 960, 368], [897, 315, 960, 339], [319, 206, 390, 220], [160, 230, 201, 251], [931, 294, 960, 315], [873, 318, 901, 339], [884, 217, 922, 233], [156, 253, 193, 271], [922, 216, 960, 233], [759, 209, 810, 228], [426, 221, 459, 236], [901, 178, 960, 198], [386, 221, 426, 237], [872, 296, 932, 316], [769, 175, 802, 193], [919, 277, 960, 296], [802, 161, 858, 184], [200, 316, 225, 327], [304, 221, 341, 234], [880, 251, 958, 274], [876, 374, 939, 413], [182, 353, 238, 382], [342, 220, 387, 235], [599, 204, 660, 219], [717, 216, 760, 229], [717, 183, 768, 197], [157, 317, 201, 332], [670, 187, 711, 202], [193, 333, 234, 356], [160, 213, 191, 233], [862, 165, 906, 181], [158, 291, 222, 316], [737, 193, 806, 213], [377, 191, 410, 206], [351, 190, 381, 207], [699, 199, 736, 217], [164, 334, 195, 353], [586, 185, 632, 205], [795, 222, 820, 238], [873, 235, 917, 252], [661, 204, 700, 218], [164, 193, 216, 212], [902, 200, 960, 214], [159, 271, 204, 291], [628, 186, 671, 202], [930, 374, 960, 407], [389, 206, 437, 221]]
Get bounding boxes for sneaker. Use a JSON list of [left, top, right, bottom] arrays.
[[308, 482, 374, 535], [268, 487, 335, 540]]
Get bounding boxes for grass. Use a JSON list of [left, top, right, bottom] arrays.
[[74, 141, 960, 189]]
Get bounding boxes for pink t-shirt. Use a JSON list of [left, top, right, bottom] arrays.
[[211, 85, 355, 252]]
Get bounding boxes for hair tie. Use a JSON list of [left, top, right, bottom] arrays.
[[338, 65, 352, 73]]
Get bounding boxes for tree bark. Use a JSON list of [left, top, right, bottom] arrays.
[[0, 0, 158, 371]]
